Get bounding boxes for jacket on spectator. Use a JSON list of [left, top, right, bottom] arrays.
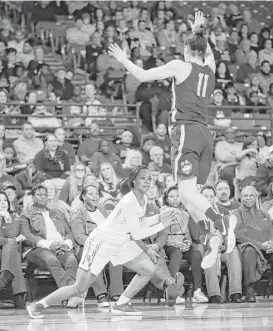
[[214, 140, 242, 170], [255, 160, 273, 197], [13, 135, 44, 164], [0, 211, 21, 246], [234, 204, 273, 250], [91, 152, 124, 178], [20, 205, 74, 255], [59, 141, 76, 165], [16, 168, 47, 191]]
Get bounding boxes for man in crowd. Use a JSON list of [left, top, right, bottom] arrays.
[[215, 180, 240, 212]]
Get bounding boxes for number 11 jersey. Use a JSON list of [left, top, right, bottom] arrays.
[[171, 62, 215, 126]]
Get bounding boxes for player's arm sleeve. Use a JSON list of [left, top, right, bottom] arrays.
[[140, 215, 161, 227], [123, 204, 164, 240]]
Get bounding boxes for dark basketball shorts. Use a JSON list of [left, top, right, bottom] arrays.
[[171, 123, 213, 185]]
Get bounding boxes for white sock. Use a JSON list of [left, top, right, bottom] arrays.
[[116, 294, 130, 306], [37, 298, 49, 308]]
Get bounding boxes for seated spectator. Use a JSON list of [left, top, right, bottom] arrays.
[[34, 134, 70, 179], [78, 122, 102, 166], [5, 48, 19, 77], [99, 162, 119, 200], [8, 29, 25, 55], [224, 82, 245, 108], [236, 50, 260, 84], [2, 141, 26, 176], [249, 32, 260, 54], [247, 91, 267, 114], [154, 123, 171, 164], [227, 28, 240, 55], [28, 102, 60, 131], [125, 58, 143, 104], [267, 83, 273, 107], [149, 146, 172, 175], [238, 23, 249, 42], [0, 18, 14, 44], [201, 186, 242, 303], [213, 35, 231, 64], [86, 32, 103, 79], [215, 180, 240, 212], [20, 184, 81, 308], [66, 17, 90, 45], [48, 70, 74, 101], [43, 180, 70, 223], [141, 135, 155, 166], [122, 149, 142, 175], [91, 139, 123, 177], [116, 131, 133, 163], [257, 61, 273, 94], [70, 185, 124, 305], [83, 83, 103, 127], [0, 123, 6, 152], [259, 39, 273, 66], [255, 146, 273, 199], [20, 91, 38, 115], [1, 181, 21, 213], [0, 191, 27, 308], [54, 127, 76, 166], [163, 186, 207, 303], [16, 39, 35, 69], [262, 182, 273, 219], [28, 46, 45, 75], [237, 9, 262, 35], [81, 12, 96, 38], [16, 159, 46, 192], [134, 20, 157, 54], [215, 127, 243, 196], [215, 61, 233, 91], [209, 89, 232, 128], [226, 3, 243, 28], [245, 74, 267, 105], [234, 186, 273, 302], [59, 163, 87, 206], [157, 20, 177, 51], [13, 122, 43, 164]]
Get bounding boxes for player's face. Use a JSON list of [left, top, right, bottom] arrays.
[[202, 189, 215, 205], [167, 189, 180, 207], [84, 186, 99, 208], [135, 169, 152, 194]]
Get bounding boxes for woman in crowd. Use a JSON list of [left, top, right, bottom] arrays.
[[215, 61, 233, 91], [16, 160, 46, 192], [238, 24, 249, 42], [259, 39, 273, 65], [43, 180, 71, 223], [34, 133, 70, 179], [59, 162, 88, 206], [0, 191, 27, 308], [91, 139, 123, 177], [122, 149, 142, 175], [99, 162, 119, 200], [70, 184, 124, 306], [163, 185, 208, 303], [0, 123, 6, 152], [116, 131, 134, 163]]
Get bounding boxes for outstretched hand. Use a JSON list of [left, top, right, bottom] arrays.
[[160, 207, 180, 229], [108, 43, 128, 64], [188, 11, 205, 32]]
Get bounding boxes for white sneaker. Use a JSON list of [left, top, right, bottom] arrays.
[[175, 296, 185, 305], [191, 289, 209, 303]]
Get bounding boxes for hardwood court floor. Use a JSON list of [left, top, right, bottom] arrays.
[[1, 299, 273, 331]]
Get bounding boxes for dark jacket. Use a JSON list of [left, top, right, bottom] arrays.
[[255, 161, 273, 198], [0, 211, 21, 247], [20, 205, 74, 254], [16, 169, 47, 190]]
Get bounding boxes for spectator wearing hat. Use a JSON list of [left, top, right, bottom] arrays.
[[0, 181, 20, 214], [34, 134, 70, 179], [13, 122, 43, 164], [255, 146, 273, 199], [0, 190, 27, 308]]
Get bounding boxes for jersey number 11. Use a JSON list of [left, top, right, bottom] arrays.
[[197, 73, 209, 98]]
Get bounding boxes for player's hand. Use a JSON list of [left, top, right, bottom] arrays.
[[147, 247, 160, 264], [160, 207, 180, 229], [108, 43, 128, 64], [188, 11, 205, 32]]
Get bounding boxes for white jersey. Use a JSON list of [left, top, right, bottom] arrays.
[[96, 191, 164, 246]]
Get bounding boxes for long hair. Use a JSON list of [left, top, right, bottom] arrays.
[[162, 185, 178, 206], [99, 162, 118, 190], [0, 190, 11, 213], [69, 162, 88, 203]]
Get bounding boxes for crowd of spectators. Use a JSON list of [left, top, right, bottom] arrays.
[[0, 0, 273, 310]]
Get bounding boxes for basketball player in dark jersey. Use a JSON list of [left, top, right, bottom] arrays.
[[109, 12, 237, 269]]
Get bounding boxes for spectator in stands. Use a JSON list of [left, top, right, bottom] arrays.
[[141, 135, 155, 166], [227, 28, 240, 54], [257, 61, 273, 94], [116, 130, 133, 163], [6, 48, 18, 77], [237, 9, 262, 34], [31, 1, 57, 23], [224, 82, 245, 108], [20, 91, 37, 115], [262, 182, 273, 218], [20, 184, 80, 308], [215, 127, 243, 195], [0, 41, 7, 63], [17, 39, 35, 69], [78, 122, 102, 166], [249, 32, 260, 54], [43, 180, 70, 223], [255, 146, 273, 199], [201, 185, 242, 303], [83, 83, 102, 127], [154, 123, 171, 164], [91, 139, 123, 177], [125, 58, 143, 104], [66, 17, 90, 46], [0, 191, 27, 308], [135, 20, 157, 52], [259, 39, 273, 66], [149, 146, 172, 175], [215, 61, 233, 91], [70, 185, 124, 305], [1, 181, 20, 213], [267, 83, 273, 107], [213, 35, 231, 64], [86, 32, 103, 79], [54, 127, 76, 166], [215, 180, 240, 211], [34, 133, 70, 179], [122, 149, 142, 175], [81, 12, 96, 38], [8, 29, 25, 55], [2, 141, 25, 176], [258, 27, 271, 48], [234, 186, 273, 302], [157, 20, 177, 51], [0, 18, 14, 44], [236, 50, 260, 84], [163, 186, 207, 303], [227, 4, 243, 28], [98, 162, 119, 200], [49, 69, 74, 101], [13, 122, 44, 163], [59, 163, 87, 206], [238, 24, 249, 42], [28, 46, 46, 77], [16, 159, 46, 192], [28, 102, 61, 131]]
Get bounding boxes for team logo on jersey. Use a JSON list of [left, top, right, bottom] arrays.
[[181, 160, 192, 175]]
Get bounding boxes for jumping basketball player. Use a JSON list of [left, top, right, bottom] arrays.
[[108, 11, 237, 269]]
